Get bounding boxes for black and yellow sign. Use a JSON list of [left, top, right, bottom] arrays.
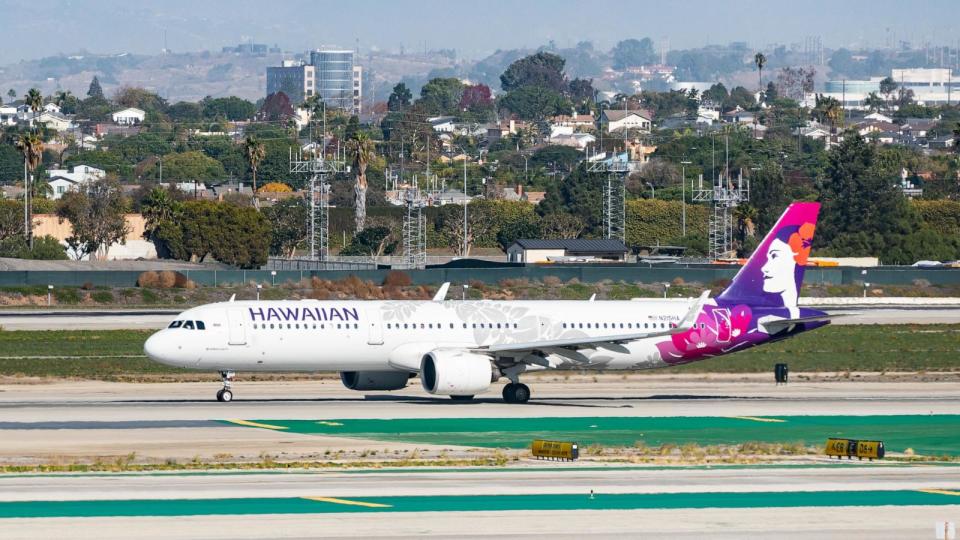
[[825, 438, 885, 460], [531, 439, 579, 461]]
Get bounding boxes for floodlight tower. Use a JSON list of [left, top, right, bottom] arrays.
[[693, 169, 750, 259], [588, 154, 633, 243], [289, 146, 346, 262], [401, 175, 427, 269]]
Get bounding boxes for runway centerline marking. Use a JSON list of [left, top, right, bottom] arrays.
[[224, 419, 288, 430], [728, 416, 787, 423], [303, 496, 391, 508], [918, 489, 960, 497]]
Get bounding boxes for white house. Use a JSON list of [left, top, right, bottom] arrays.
[[601, 109, 652, 134], [428, 116, 457, 133], [43, 103, 61, 114], [46, 165, 106, 199], [0, 106, 16, 126], [550, 132, 596, 149], [112, 107, 146, 125], [36, 111, 75, 132], [864, 112, 893, 123]]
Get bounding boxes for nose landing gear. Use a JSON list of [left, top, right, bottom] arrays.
[[216, 371, 235, 402]]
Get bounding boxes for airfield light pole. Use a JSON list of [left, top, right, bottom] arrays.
[[863, 282, 870, 298], [47, 285, 53, 306], [270, 270, 277, 286], [663, 283, 671, 298], [256, 284, 262, 301], [680, 160, 692, 236]]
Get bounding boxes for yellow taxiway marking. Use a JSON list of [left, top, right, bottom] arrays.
[[729, 416, 787, 423], [303, 496, 392, 508], [225, 419, 288, 430], [918, 489, 960, 497], [316, 421, 344, 427]]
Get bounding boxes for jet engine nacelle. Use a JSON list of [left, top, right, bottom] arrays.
[[340, 370, 411, 391], [420, 350, 494, 396]]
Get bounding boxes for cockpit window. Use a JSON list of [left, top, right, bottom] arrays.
[[196, 321, 205, 330], [182, 321, 195, 330], [168, 321, 183, 329]]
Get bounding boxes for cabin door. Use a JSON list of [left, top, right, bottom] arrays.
[[366, 307, 384, 345], [227, 309, 247, 346]]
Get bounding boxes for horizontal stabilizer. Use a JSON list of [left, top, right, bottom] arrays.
[[759, 313, 840, 332]]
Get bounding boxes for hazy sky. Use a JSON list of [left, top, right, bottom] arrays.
[[0, 0, 956, 64]]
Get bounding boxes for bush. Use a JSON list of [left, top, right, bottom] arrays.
[[383, 270, 412, 287], [141, 289, 160, 304], [138, 271, 194, 289], [53, 288, 81, 304], [91, 291, 114, 303]]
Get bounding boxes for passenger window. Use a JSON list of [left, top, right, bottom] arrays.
[[197, 321, 206, 330], [168, 321, 182, 329], [182, 321, 195, 330]]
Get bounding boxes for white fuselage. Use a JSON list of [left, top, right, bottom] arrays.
[[144, 298, 696, 373]]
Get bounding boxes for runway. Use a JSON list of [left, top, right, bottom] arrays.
[[0, 305, 956, 329], [1, 380, 959, 538]]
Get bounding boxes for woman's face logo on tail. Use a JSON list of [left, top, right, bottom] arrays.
[[761, 238, 797, 295]]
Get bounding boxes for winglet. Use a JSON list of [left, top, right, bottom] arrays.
[[432, 282, 450, 302], [229, 294, 236, 302], [676, 291, 710, 332], [589, 293, 596, 302]]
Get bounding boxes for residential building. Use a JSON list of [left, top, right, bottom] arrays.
[[901, 117, 940, 138], [550, 132, 596, 149], [112, 107, 145, 125], [506, 239, 628, 263], [46, 165, 106, 199], [864, 112, 893, 123], [35, 111, 75, 132], [549, 112, 596, 129], [601, 109, 652, 134], [429, 116, 457, 133], [0, 106, 16, 126], [266, 60, 315, 105]]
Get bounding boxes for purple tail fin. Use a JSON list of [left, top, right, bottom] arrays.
[[717, 202, 821, 308]]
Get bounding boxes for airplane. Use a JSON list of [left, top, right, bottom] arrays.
[[144, 202, 830, 404]]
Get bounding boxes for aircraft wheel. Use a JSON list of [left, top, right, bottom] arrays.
[[502, 383, 517, 402], [513, 383, 530, 404], [217, 389, 233, 402]]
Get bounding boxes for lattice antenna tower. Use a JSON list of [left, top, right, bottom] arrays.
[[692, 168, 750, 259], [289, 112, 346, 261], [587, 155, 631, 243], [401, 175, 427, 269]]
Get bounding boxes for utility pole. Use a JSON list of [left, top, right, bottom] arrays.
[[681, 160, 692, 237], [463, 149, 468, 257]]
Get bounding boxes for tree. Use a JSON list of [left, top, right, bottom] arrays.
[[611, 38, 657, 70], [500, 52, 567, 93], [178, 201, 269, 268], [15, 133, 43, 247], [243, 136, 266, 205], [417, 77, 464, 116], [340, 226, 398, 257], [568, 78, 595, 113], [113, 86, 168, 115], [200, 96, 257, 121], [6, 89, 15, 100], [158, 151, 227, 181], [87, 76, 103, 99], [764, 81, 778, 102], [754, 52, 767, 90], [347, 132, 375, 233], [55, 178, 130, 260], [438, 200, 496, 256], [387, 83, 412, 112], [879, 77, 897, 108], [702, 83, 728, 105], [539, 213, 584, 239], [258, 92, 294, 121], [498, 86, 571, 120], [262, 197, 308, 257], [864, 92, 884, 112], [24, 88, 43, 127], [141, 187, 185, 259]]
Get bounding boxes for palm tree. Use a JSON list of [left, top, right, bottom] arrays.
[[15, 132, 44, 248], [24, 88, 43, 129], [53, 90, 71, 107], [346, 132, 375, 233], [754, 53, 767, 90], [243, 135, 266, 208], [864, 92, 884, 113]]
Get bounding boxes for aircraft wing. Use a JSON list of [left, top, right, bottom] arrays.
[[481, 291, 710, 354]]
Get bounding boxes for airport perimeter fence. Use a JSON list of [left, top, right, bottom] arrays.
[[0, 265, 959, 289]]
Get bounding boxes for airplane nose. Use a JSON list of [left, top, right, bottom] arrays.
[[144, 332, 175, 366]]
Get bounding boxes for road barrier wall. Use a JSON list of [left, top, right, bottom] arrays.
[[0, 265, 957, 289]]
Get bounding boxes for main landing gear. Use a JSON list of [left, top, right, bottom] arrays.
[[216, 371, 235, 402], [502, 382, 531, 404]]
